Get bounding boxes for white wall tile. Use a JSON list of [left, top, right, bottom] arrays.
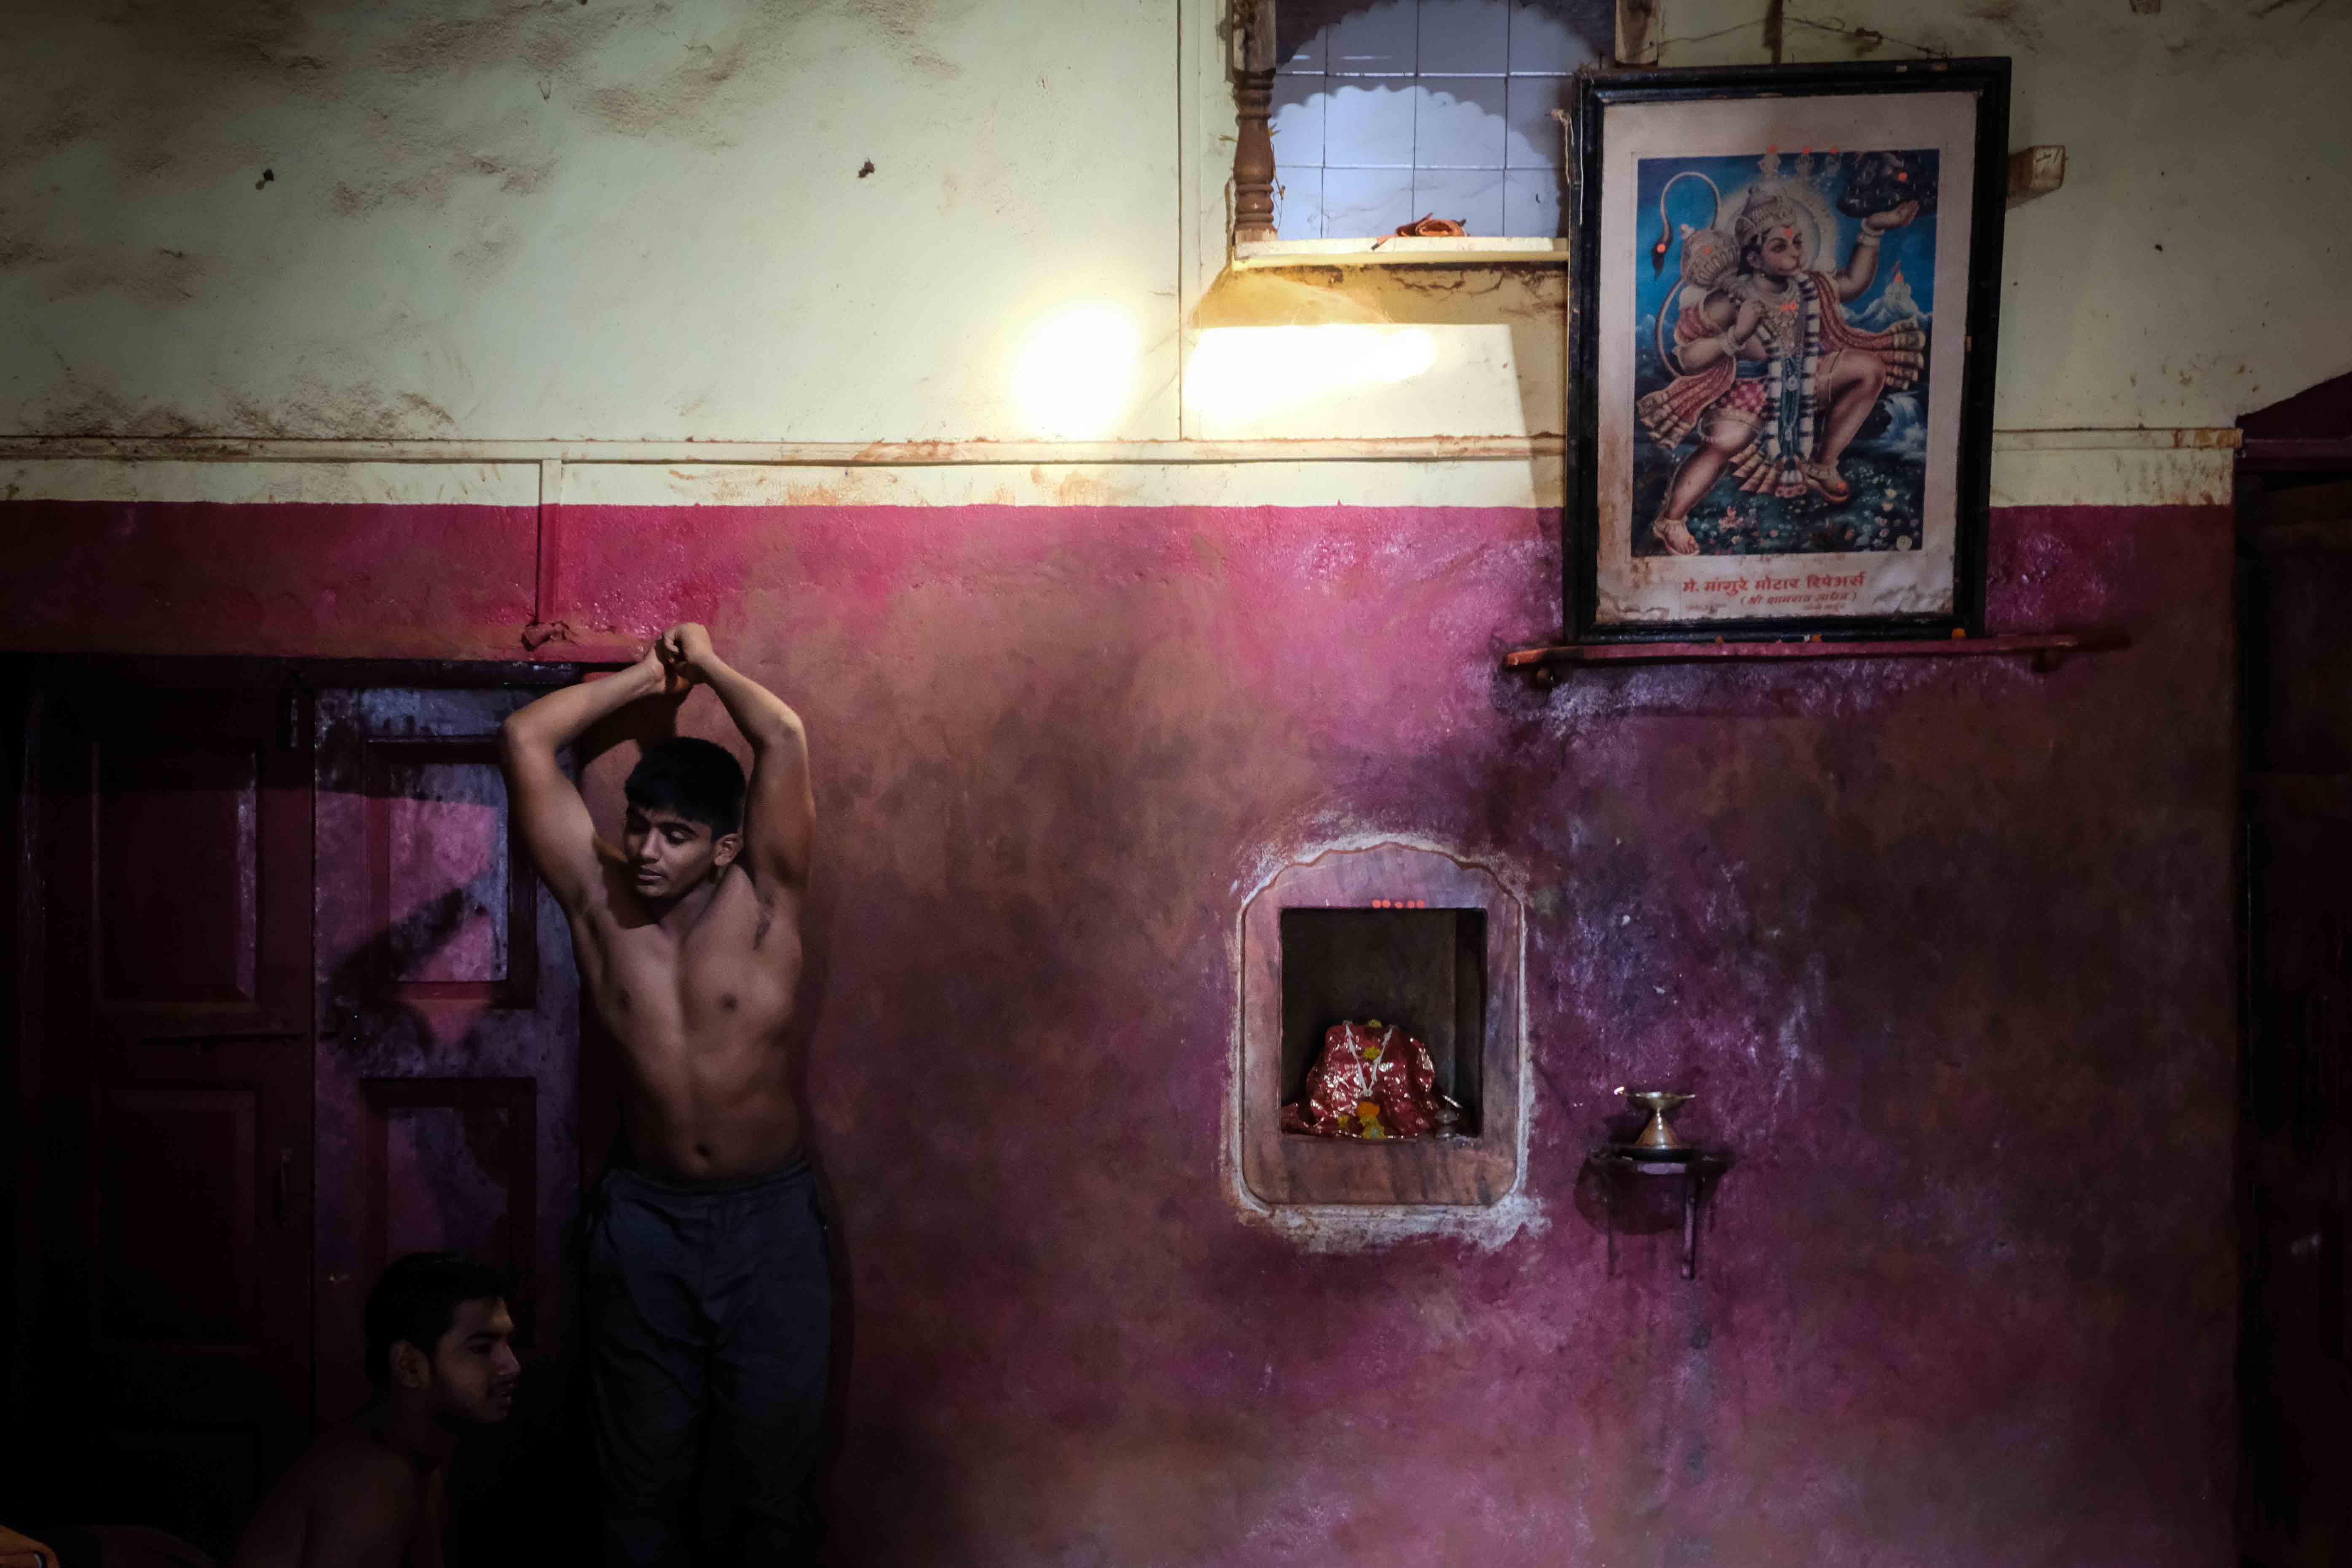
[[1276, 26, 1326, 74], [1418, 0, 1510, 75], [1331, 0, 1419, 74], [1413, 168, 1506, 235], [1271, 75, 1327, 169], [1503, 74, 1569, 170], [1275, 166, 1325, 241], [1507, 0, 1597, 73], [1323, 166, 1417, 237], [1325, 80, 1418, 169], [1503, 169, 1563, 237], [1415, 78, 1507, 169]]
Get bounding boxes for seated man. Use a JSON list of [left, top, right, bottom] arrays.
[[231, 1254, 520, 1568]]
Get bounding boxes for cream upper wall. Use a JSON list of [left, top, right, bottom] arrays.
[[3, 0, 2345, 451], [1646, 0, 2352, 431], [2, 0, 1180, 444]]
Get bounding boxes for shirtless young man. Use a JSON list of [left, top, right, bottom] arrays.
[[231, 1254, 520, 1568], [498, 623, 827, 1565]]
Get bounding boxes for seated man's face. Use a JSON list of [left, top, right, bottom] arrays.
[[427, 1297, 522, 1426]]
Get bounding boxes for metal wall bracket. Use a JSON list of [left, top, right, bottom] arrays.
[[1590, 1147, 1730, 1280]]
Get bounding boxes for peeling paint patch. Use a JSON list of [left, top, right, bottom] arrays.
[[214, 383, 458, 441], [329, 150, 557, 218], [450, 223, 526, 282], [1968, 0, 2045, 48], [32, 244, 212, 307], [845, 0, 963, 78], [30, 379, 208, 440], [0, 233, 60, 271], [550, 459, 1560, 511], [579, 36, 760, 144]]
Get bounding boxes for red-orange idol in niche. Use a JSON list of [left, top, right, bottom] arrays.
[[1281, 1021, 1465, 1139]]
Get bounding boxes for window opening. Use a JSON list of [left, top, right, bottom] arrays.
[[1265, 0, 1607, 240]]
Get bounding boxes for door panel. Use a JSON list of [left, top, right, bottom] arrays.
[[367, 739, 536, 1004], [16, 671, 587, 1549], [2242, 793, 2352, 1565], [98, 743, 260, 1006], [313, 689, 579, 1422], [2241, 491, 2352, 1566], [24, 683, 313, 1556], [98, 1087, 260, 1346]]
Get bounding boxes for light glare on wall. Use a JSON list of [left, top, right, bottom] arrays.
[[1012, 304, 1141, 440], [1184, 326, 1439, 426]]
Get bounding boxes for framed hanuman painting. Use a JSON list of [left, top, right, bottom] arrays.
[[1566, 59, 2009, 641]]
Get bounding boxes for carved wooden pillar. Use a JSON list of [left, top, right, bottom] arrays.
[[1232, 0, 1279, 244]]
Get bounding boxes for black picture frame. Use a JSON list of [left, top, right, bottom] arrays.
[[1565, 58, 2009, 642]]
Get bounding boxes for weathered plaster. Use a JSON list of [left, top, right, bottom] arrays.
[[9, 0, 2344, 450], [1639, 0, 2352, 429], [0, 0, 1178, 443], [0, 490, 2239, 1563], [0, 0, 2264, 1552], [0, 440, 2229, 514]]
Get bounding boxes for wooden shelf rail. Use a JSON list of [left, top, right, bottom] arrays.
[[1503, 629, 2129, 681]]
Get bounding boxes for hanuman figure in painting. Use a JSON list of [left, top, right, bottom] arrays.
[[1638, 182, 1927, 557]]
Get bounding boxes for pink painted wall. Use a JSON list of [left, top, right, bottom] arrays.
[[0, 497, 2235, 1563]]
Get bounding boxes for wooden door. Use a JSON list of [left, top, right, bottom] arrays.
[[19, 678, 316, 1556], [311, 688, 581, 1421], [2240, 474, 2352, 1567]]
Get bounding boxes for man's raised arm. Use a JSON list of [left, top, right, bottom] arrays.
[[661, 623, 814, 888], [498, 646, 680, 913]]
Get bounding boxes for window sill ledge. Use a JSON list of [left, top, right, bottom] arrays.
[[1232, 236, 1569, 271]]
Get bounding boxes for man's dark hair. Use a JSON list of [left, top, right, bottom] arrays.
[[624, 737, 745, 838], [364, 1252, 514, 1385]]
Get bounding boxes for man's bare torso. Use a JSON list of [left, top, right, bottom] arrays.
[[231, 1423, 445, 1568], [502, 626, 816, 1184], [574, 850, 805, 1181]]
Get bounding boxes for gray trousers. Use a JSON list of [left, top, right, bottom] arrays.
[[585, 1161, 831, 1566]]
